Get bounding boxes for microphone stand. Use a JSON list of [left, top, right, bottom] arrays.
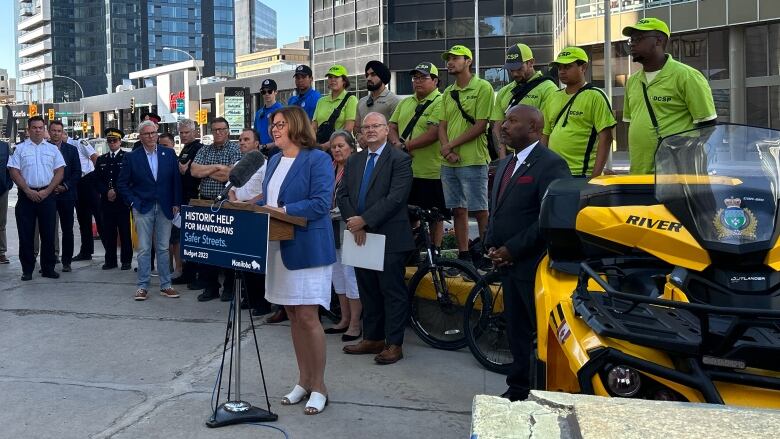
[[206, 271, 277, 427]]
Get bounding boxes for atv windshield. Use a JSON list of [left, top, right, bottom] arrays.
[[655, 124, 780, 248]]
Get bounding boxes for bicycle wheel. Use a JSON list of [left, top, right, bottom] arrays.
[[464, 271, 513, 374], [408, 258, 480, 350]]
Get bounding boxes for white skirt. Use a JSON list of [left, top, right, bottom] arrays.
[[264, 240, 333, 308]]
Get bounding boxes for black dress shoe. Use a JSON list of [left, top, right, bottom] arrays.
[[220, 288, 234, 302], [324, 326, 348, 334], [251, 306, 273, 317], [240, 298, 250, 309], [72, 254, 92, 262], [121, 263, 132, 270], [21, 273, 32, 281], [102, 263, 118, 270], [197, 289, 220, 302], [41, 271, 60, 279], [187, 280, 205, 291], [342, 332, 362, 342], [62, 264, 72, 272]]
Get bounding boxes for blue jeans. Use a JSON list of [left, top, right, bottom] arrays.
[[133, 203, 172, 290]]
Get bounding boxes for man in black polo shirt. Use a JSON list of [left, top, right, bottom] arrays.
[[172, 118, 203, 286]]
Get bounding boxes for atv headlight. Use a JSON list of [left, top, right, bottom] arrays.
[[606, 365, 642, 397]]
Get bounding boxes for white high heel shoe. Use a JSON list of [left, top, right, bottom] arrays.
[[281, 384, 309, 405]]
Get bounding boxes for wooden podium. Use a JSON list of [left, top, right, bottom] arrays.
[[188, 199, 307, 241]]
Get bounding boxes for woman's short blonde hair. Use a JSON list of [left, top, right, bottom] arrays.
[[271, 106, 317, 149]]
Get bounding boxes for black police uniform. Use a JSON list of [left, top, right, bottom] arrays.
[[96, 146, 132, 269]]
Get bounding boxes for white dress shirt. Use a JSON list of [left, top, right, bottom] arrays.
[[509, 140, 539, 176], [144, 146, 158, 181], [70, 137, 97, 175], [7, 139, 66, 188]]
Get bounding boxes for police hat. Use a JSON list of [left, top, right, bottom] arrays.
[[294, 65, 313, 77], [261, 79, 277, 91], [105, 128, 125, 139]]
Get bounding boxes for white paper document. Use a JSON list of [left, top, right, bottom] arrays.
[[341, 230, 386, 271]]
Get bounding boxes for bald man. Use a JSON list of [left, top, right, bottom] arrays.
[[483, 105, 571, 401], [337, 112, 414, 365]]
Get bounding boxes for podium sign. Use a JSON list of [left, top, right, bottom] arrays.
[[181, 205, 269, 274]]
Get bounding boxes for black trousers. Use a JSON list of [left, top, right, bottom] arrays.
[[201, 264, 235, 292], [354, 251, 409, 346], [17, 191, 57, 275], [55, 199, 75, 265], [76, 172, 102, 256], [242, 271, 271, 311], [500, 270, 536, 398], [100, 199, 132, 265]]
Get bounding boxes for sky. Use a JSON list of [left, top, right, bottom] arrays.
[[0, 0, 309, 79]]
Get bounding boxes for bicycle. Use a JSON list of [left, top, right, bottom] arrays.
[[406, 205, 481, 350], [463, 268, 513, 374]]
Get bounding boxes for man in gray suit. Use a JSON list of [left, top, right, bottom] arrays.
[[485, 105, 571, 401], [337, 112, 414, 364]]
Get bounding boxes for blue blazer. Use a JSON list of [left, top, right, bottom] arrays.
[[117, 146, 182, 219], [261, 148, 336, 270], [56, 143, 82, 202]]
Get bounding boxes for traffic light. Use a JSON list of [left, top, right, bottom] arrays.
[[130, 97, 135, 113], [197, 109, 208, 125], [48, 108, 55, 120], [28, 104, 38, 116], [81, 121, 88, 133]]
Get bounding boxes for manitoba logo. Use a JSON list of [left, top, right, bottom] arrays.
[[714, 197, 757, 240]]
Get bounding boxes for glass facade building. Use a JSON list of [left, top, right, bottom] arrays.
[[311, 0, 554, 97], [235, 0, 278, 57]]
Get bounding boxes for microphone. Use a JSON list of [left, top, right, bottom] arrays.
[[215, 150, 266, 202]]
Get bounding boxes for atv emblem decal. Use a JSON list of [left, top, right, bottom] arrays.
[[556, 320, 571, 344], [714, 197, 757, 240]]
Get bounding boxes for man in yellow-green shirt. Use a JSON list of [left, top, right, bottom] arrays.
[[491, 43, 558, 158], [439, 45, 494, 268], [622, 18, 717, 174], [388, 62, 446, 246], [543, 47, 616, 178]]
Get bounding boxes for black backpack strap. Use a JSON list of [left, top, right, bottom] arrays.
[[400, 96, 438, 142], [553, 83, 596, 128], [450, 90, 476, 125], [326, 94, 352, 127], [641, 82, 661, 140], [579, 86, 613, 177], [506, 76, 554, 109]]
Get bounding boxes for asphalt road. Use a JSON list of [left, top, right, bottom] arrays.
[[0, 201, 504, 438]]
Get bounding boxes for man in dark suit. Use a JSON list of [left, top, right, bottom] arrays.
[[117, 120, 183, 301], [48, 120, 82, 272], [96, 128, 132, 270], [484, 105, 571, 401], [0, 139, 12, 264], [337, 112, 415, 364]]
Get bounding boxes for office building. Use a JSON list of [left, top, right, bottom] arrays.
[[15, 0, 280, 102], [554, 0, 780, 152], [235, 0, 278, 56], [236, 47, 310, 79], [311, 0, 554, 96]]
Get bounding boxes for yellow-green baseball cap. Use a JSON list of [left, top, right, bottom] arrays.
[[622, 17, 670, 37], [410, 62, 439, 77], [505, 43, 534, 70], [551, 47, 589, 65], [326, 64, 349, 78], [441, 45, 473, 61]]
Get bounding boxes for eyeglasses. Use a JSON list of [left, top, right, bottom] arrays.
[[626, 35, 658, 46], [412, 75, 431, 82], [271, 121, 288, 130], [260, 89, 275, 95], [213, 127, 229, 133], [140, 132, 157, 137], [361, 123, 386, 132]]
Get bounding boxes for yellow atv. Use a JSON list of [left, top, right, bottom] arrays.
[[535, 124, 780, 408]]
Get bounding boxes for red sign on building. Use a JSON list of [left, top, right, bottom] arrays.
[[170, 91, 185, 111]]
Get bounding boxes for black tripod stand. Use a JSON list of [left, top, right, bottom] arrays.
[[206, 271, 277, 427]]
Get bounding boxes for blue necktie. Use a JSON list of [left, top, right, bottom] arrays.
[[357, 152, 377, 214]]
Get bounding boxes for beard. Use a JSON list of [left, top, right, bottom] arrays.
[[366, 81, 382, 91]]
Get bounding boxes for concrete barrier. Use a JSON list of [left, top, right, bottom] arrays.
[[471, 391, 780, 438]]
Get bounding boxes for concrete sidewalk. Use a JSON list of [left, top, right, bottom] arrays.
[[0, 205, 505, 438]]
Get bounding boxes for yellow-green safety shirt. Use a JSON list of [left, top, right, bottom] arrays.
[[389, 89, 443, 179], [440, 75, 494, 167]]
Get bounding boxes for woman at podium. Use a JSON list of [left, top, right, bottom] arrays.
[[261, 106, 336, 415]]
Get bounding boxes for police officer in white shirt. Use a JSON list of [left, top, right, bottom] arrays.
[[8, 116, 66, 280], [70, 135, 100, 261]]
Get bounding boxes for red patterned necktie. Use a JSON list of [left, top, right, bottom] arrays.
[[497, 155, 518, 200]]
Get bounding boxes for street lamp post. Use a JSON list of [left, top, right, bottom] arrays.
[[163, 46, 204, 137], [54, 74, 86, 136]]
